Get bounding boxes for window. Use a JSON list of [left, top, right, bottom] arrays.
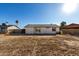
[[35, 28, 41, 32], [52, 28, 56, 31], [46, 27, 50, 28]]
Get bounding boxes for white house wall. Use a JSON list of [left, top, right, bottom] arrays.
[[40, 28, 56, 34], [25, 28, 34, 34], [25, 27, 58, 34], [56, 27, 60, 32]]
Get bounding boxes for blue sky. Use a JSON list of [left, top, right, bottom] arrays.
[[0, 3, 79, 28]]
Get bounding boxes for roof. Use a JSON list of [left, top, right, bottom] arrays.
[[63, 23, 79, 29], [7, 25, 20, 29], [0, 25, 20, 29], [24, 24, 59, 28]]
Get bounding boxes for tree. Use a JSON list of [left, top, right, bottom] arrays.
[[2, 23, 6, 26], [60, 21, 66, 34], [15, 20, 19, 26], [60, 21, 66, 29]]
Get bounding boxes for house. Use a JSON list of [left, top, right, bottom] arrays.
[[0, 24, 21, 34], [24, 24, 60, 35], [0, 24, 7, 34], [6, 25, 21, 35], [63, 23, 79, 29], [62, 23, 79, 35]]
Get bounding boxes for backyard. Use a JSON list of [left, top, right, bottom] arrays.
[[0, 34, 79, 56]]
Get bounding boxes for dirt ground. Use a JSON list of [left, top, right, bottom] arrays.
[[0, 34, 79, 56]]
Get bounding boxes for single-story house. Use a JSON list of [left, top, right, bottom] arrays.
[[0, 24, 21, 34], [62, 23, 79, 35], [24, 24, 60, 35], [7, 25, 21, 35], [0, 25, 7, 33]]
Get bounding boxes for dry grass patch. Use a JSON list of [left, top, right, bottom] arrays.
[[0, 35, 78, 56]]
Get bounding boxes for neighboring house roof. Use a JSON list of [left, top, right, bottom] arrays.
[[63, 23, 79, 29], [7, 25, 20, 29], [0, 25, 20, 29], [24, 24, 59, 28]]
